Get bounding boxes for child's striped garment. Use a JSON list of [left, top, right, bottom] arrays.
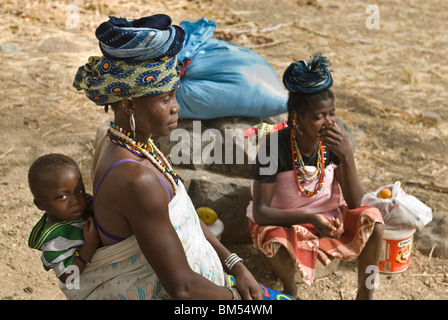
[[28, 213, 85, 277]]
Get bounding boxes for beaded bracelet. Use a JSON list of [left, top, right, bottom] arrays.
[[226, 285, 239, 300], [74, 251, 91, 267], [225, 253, 243, 271]]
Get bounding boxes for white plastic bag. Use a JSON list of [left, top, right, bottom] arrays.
[[362, 181, 432, 229]]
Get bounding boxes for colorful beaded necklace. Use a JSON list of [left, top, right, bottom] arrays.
[[290, 127, 327, 197], [107, 121, 179, 196]]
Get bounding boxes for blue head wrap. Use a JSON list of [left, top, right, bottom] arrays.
[[95, 14, 185, 61], [282, 54, 333, 94]]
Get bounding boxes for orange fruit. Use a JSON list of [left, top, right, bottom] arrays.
[[377, 188, 392, 199], [196, 207, 218, 225]]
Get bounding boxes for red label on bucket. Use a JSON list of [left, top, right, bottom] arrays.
[[378, 232, 414, 273]]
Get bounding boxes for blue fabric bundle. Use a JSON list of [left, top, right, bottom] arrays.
[[95, 14, 185, 61], [176, 17, 288, 119], [282, 54, 333, 94], [227, 275, 293, 300]]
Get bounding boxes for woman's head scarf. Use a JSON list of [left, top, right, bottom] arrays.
[[73, 14, 185, 106], [95, 14, 185, 61], [282, 54, 333, 94]]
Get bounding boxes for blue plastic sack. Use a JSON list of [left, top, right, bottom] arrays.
[[176, 17, 288, 120]]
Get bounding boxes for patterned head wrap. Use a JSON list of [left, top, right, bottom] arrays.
[[73, 55, 181, 105], [95, 14, 185, 61], [73, 14, 184, 106], [282, 54, 333, 94]]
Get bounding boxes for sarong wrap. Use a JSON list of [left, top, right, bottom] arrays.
[[247, 165, 383, 286], [61, 180, 225, 300]]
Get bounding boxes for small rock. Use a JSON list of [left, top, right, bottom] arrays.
[[0, 42, 21, 54], [23, 287, 33, 294], [37, 36, 80, 53], [2, 292, 18, 300], [420, 110, 442, 123], [332, 270, 343, 277]]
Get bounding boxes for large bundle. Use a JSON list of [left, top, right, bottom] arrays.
[[176, 18, 288, 119]]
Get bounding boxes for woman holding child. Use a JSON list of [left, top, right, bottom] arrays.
[[69, 14, 263, 300]]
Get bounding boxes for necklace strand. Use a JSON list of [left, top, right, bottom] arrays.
[[107, 122, 178, 196], [290, 128, 326, 197]]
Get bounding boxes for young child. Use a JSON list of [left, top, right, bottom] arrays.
[[28, 153, 100, 285], [247, 54, 384, 300]]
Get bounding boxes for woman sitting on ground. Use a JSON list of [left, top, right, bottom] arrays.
[[246, 54, 384, 300], [70, 14, 263, 300]]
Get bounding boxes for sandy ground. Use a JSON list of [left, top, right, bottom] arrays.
[[1, 0, 447, 300]]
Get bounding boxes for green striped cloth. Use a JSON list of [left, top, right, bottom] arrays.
[[28, 213, 85, 277]]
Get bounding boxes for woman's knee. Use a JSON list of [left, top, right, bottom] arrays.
[[372, 222, 384, 240], [367, 222, 384, 247]]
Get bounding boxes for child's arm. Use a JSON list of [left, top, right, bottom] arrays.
[[59, 217, 99, 284]]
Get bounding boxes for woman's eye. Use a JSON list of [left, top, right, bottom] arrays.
[[58, 194, 68, 199]]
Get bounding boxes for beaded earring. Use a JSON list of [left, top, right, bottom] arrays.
[[291, 112, 303, 136], [292, 112, 298, 126], [130, 113, 136, 140]]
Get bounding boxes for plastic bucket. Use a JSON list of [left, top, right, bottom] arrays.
[[208, 219, 224, 240], [378, 228, 416, 273]]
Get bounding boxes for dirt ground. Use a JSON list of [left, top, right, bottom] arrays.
[[1, 0, 447, 300]]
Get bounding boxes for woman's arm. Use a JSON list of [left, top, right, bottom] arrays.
[[122, 169, 239, 300], [334, 157, 364, 209], [318, 122, 364, 208], [199, 219, 263, 300], [252, 180, 339, 237]]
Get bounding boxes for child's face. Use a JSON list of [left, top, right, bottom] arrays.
[[34, 166, 87, 222]]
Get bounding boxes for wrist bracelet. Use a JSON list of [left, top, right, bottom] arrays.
[[226, 285, 239, 300], [74, 251, 91, 267], [225, 253, 243, 271]]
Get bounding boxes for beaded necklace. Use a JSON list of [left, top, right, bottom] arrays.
[[107, 121, 179, 196], [290, 128, 327, 197]]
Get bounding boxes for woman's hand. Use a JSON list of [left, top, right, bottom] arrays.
[[317, 122, 353, 161], [330, 217, 344, 239], [320, 121, 365, 209], [231, 263, 264, 300], [310, 214, 343, 239]]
